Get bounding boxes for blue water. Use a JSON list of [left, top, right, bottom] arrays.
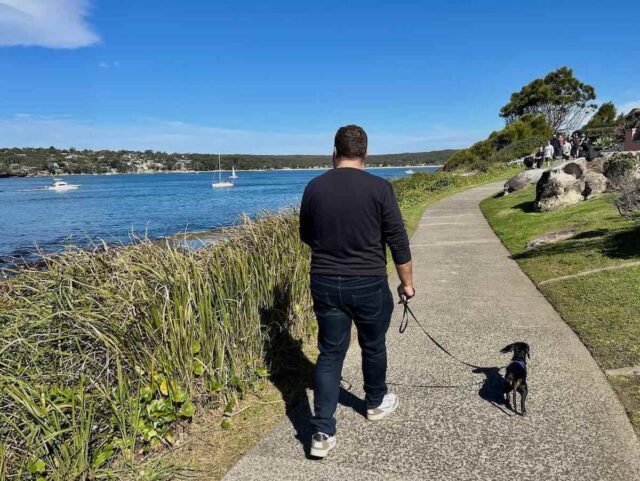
[[0, 167, 436, 264]]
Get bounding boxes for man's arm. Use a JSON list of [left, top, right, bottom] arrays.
[[395, 260, 415, 302], [381, 182, 414, 301]]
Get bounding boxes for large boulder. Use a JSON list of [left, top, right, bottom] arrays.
[[535, 161, 586, 212], [504, 169, 545, 194], [586, 156, 607, 174], [583, 171, 609, 199]]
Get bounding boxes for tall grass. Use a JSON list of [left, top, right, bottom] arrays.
[[0, 168, 516, 479], [1, 212, 313, 479]]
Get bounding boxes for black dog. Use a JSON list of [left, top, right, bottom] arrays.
[[500, 342, 530, 415]]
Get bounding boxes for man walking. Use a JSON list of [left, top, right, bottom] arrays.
[[299, 125, 414, 458]]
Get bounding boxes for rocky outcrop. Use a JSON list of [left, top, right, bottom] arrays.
[[535, 161, 586, 212], [583, 171, 609, 199], [507, 151, 638, 211], [503, 169, 545, 194]]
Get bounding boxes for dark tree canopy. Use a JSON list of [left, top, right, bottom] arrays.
[[499, 67, 596, 132], [584, 101, 619, 129]]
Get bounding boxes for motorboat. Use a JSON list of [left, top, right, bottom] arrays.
[[47, 178, 79, 191]]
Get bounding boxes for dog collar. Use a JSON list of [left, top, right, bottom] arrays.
[[510, 360, 526, 369]]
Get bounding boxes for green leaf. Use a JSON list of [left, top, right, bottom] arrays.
[[193, 360, 205, 376], [191, 340, 201, 355], [170, 386, 188, 403], [28, 459, 46, 474], [255, 367, 269, 378], [140, 385, 153, 402], [177, 400, 196, 418], [221, 418, 233, 430], [91, 444, 115, 469], [159, 380, 169, 396]]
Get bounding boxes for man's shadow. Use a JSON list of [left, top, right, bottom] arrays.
[[261, 284, 365, 456], [472, 366, 512, 416]]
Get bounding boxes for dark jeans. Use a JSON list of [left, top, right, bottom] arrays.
[[309, 275, 394, 436]]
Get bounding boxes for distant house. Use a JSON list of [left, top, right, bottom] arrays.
[[624, 108, 640, 151]]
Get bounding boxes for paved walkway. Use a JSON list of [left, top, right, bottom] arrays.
[[224, 182, 640, 481]]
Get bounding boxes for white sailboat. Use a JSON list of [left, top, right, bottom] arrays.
[[230, 165, 238, 179], [211, 154, 233, 188]]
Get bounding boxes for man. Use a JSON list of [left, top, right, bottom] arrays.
[[299, 125, 414, 458], [551, 133, 563, 160], [543, 141, 555, 166], [562, 139, 572, 160]]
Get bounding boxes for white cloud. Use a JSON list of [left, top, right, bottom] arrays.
[[98, 60, 119, 68], [0, 0, 99, 48], [0, 116, 480, 154]]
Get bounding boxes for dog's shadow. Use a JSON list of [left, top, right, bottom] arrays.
[[472, 366, 512, 416]]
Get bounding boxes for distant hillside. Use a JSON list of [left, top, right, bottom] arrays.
[[0, 147, 457, 176]]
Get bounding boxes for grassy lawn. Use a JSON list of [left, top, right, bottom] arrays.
[[480, 186, 640, 435]]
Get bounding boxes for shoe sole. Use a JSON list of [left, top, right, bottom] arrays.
[[310, 443, 335, 459], [367, 397, 399, 421]]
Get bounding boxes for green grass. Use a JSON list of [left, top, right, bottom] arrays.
[[0, 166, 518, 480], [481, 186, 640, 434], [610, 376, 640, 436]]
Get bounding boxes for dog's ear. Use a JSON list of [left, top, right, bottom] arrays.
[[500, 343, 514, 354], [525, 344, 531, 359]]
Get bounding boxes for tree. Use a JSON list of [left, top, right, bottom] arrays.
[[584, 101, 618, 129], [499, 67, 596, 132]]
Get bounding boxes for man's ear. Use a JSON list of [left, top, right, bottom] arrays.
[[500, 343, 514, 354]]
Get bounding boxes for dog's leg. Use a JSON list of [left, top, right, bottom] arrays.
[[504, 384, 512, 409], [519, 384, 528, 415], [512, 389, 518, 414]]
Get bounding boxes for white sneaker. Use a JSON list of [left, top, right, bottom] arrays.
[[310, 432, 336, 458], [367, 393, 399, 421]]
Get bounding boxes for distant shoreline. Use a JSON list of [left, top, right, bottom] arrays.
[[1, 164, 441, 178]]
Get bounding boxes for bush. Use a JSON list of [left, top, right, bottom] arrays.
[[615, 177, 640, 219], [488, 135, 548, 165], [603, 152, 640, 188], [444, 114, 551, 171]]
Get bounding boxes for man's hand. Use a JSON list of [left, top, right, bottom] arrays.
[[397, 284, 415, 304]]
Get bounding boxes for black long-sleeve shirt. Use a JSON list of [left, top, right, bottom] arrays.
[[299, 167, 411, 277]]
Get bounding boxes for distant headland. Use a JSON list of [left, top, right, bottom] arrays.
[[0, 147, 457, 177]]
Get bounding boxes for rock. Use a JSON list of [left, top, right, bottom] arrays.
[[525, 228, 579, 249], [503, 169, 545, 194], [587, 156, 607, 174], [583, 171, 609, 199], [535, 161, 586, 211], [523, 156, 535, 169]]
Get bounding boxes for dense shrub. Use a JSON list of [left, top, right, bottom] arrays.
[[488, 135, 549, 165], [444, 115, 551, 171], [603, 152, 640, 188], [615, 178, 640, 218]]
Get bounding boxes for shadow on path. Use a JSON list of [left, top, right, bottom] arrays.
[[472, 366, 512, 416], [261, 284, 365, 457]]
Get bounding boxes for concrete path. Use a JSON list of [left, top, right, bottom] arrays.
[[224, 182, 640, 481]]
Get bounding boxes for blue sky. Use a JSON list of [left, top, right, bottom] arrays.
[[0, 0, 638, 154]]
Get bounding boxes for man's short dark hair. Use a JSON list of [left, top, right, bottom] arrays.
[[334, 125, 367, 159]]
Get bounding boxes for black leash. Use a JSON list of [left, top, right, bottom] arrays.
[[343, 298, 505, 392], [399, 297, 484, 370]]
